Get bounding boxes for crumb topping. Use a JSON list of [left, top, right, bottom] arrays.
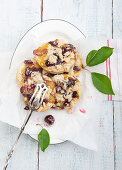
[[17, 39, 82, 112], [53, 75, 81, 109]]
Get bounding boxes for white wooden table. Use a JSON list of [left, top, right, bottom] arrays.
[[0, 0, 122, 169]]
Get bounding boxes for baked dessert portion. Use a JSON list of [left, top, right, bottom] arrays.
[[16, 59, 55, 112], [17, 39, 82, 112], [52, 74, 81, 109], [33, 39, 82, 75]]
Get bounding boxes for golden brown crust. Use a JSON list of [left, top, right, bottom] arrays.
[[16, 63, 26, 88], [34, 39, 81, 74]]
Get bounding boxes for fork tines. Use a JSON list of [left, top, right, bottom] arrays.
[[29, 83, 48, 110]]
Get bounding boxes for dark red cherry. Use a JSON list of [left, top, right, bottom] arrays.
[[24, 60, 33, 64], [33, 49, 47, 56], [43, 99, 48, 103], [73, 66, 80, 71], [62, 44, 75, 55], [31, 67, 43, 73], [62, 46, 67, 55], [27, 94, 32, 100], [49, 41, 58, 47], [45, 60, 55, 67], [66, 44, 75, 51], [27, 84, 35, 91], [72, 91, 78, 98], [56, 57, 62, 65], [24, 105, 30, 110], [44, 115, 55, 125], [67, 79, 76, 87], [25, 67, 31, 76], [20, 86, 26, 96], [63, 99, 69, 106]]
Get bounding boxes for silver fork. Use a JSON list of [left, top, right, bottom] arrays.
[[3, 83, 48, 170]]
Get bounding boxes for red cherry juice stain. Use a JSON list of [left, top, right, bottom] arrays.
[[80, 109, 86, 114], [88, 96, 92, 99], [36, 117, 40, 122], [44, 123, 49, 127]]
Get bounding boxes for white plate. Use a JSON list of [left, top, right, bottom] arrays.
[[11, 19, 85, 144]]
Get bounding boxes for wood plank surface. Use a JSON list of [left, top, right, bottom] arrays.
[[39, 101, 114, 170], [0, 123, 38, 170], [0, 0, 41, 52], [113, 0, 122, 38], [43, 0, 112, 38], [0, 0, 41, 169], [0, 0, 122, 170], [114, 102, 122, 170], [42, 1, 116, 170]]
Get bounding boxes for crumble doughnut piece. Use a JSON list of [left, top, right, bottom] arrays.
[[16, 59, 55, 112], [33, 39, 81, 74], [52, 74, 81, 109]]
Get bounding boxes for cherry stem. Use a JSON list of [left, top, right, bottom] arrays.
[[83, 65, 87, 68], [36, 124, 43, 128], [82, 65, 91, 73]]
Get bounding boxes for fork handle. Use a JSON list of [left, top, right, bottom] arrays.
[[3, 109, 33, 170]]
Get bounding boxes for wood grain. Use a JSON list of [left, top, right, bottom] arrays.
[[38, 101, 114, 170], [0, 0, 40, 52], [0, 0, 122, 170], [0, 0, 41, 169], [114, 101, 122, 170], [43, 0, 112, 38], [42, 1, 117, 170], [113, 0, 122, 38]]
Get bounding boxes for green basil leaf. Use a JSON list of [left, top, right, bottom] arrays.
[[86, 47, 113, 66], [86, 50, 97, 65], [38, 129, 50, 152], [91, 72, 115, 95]]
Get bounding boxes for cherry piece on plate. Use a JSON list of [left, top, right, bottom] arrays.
[[49, 41, 58, 47], [67, 79, 75, 87], [43, 99, 48, 103], [24, 105, 30, 110], [63, 99, 69, 106], [33, 49, 47, 56], [44, 115, 55, 125], [27, 84, 36, 91], [25, 67, 31, 76], [20, 86, 26, 96], [24, 60, 33, 64], [45, 60, 55, 67], [27, 94, 32, 100], [56, 56, 62, 65], [62, 46, 67, 55], [73, 66, 80, 71], [72, 91, 78, 98]]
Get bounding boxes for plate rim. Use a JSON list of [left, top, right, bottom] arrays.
[[11, 19, 86, 144]]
